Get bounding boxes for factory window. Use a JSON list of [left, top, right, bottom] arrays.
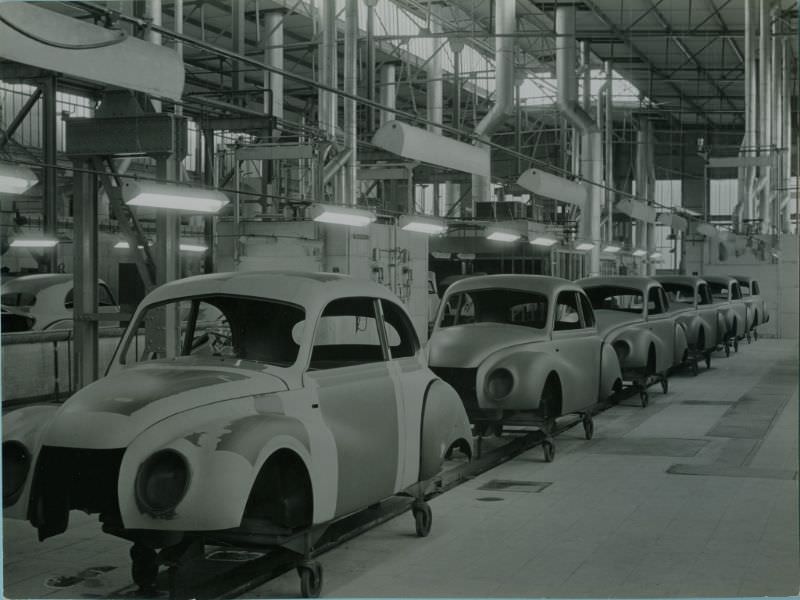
[[439, 289, 547, 330], [380, 299, 419, 359], [117, 295, 304, 367], [310, 297, 385, 369], [553, 292, 582, 331]]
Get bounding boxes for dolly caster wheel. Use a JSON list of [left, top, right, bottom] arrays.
[[753, 329, 758, 341], [734, 338, 739, 352], [582, 416, 594, 440], [724, 343, 731, 358], [130, 544, 159, 595], [691, 360, 699, 376], [746, 332, 752, 344], [640, 391, 649, 407], [542, 439, 555, 462], [412, 501, 432, 537], [298, 560, 323, 598], [661, 378, 669, 394], [705, 353, 712, 369]]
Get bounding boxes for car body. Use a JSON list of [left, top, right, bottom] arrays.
[[577, 276, 689, 379], [427, 271, 441, 332], [703, 275, 749, 340], [1, 274, 118, 331], [3, 271, 472, 555], [732, 275, 769, 331], [656, 275, 724, 352], [427, 275, 622, 425]]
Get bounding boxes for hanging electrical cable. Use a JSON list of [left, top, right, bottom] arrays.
[[0, 14, 127, 49]]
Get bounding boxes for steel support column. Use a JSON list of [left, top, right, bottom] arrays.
[[344, 0, 358, 206], [41, 75, 58, 272], [72, 160, 98, 388]]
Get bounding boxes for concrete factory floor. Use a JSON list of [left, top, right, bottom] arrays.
[[2, 339, 798, 599]]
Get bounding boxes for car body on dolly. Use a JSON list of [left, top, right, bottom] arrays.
[[2, 271, 473, 597], [1, 274, 118, 331], [577, 277, 688, 401], [427, 275, 622, 445], [703, 274, 750, 350], [656, 275, 724, 370], [732, 275, 769, 339]]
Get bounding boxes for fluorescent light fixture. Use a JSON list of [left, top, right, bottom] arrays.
[[180, 243, 208, 253], [649, 252, 662, 259], [632, 249, 648, 257], [311, 203, 376, 227], [0, 162, 38, 195], [399, 215, 446, 235], [575, 242, 595, 251], [486, 230, 521, 243], [530, 236, 558, 247], [602, 245, 621, 253], [122, 180, 229, 213], [113, 241, 147, 250], [10, 238, 58, 248]]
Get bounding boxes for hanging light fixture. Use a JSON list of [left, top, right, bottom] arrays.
[[486, 229, 521, 242], [180, 243, 208, 253], [9, 237, 58, 248], [122, 180, 229, 213], [310, 203, 376, 227], [399, 215, 447, 234], [575, 242, 595, 251], [649, 251, 662, 260], [602, 245, 621, 253], [530, 236, 559, 247], [632, 249, 647, 257], [0, 161, 38, 195]]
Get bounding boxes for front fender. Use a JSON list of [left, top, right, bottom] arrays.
[[609, 327, 658, 371], [476, 349, 564, 412], [2, 404, 60, 518], [599, 343, 622, 400], [674, 323, 689, 365], [118, 397, 313, 531], [419, 380, 472, 481]]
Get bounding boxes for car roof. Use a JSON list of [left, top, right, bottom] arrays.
[[730, 274, 755, 284], [1, 274, 73, 294], [444, 274, 580, 297], [576, 276, 660, 292], [655, 275, 707, 287], [142, 270, 402, 312]]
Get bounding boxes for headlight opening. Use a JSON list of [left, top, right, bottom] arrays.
[[486, 368, 514, 401], [135, 449, 190, 516]]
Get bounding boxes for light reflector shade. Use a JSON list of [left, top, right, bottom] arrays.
[[180, 244, 208, 253], [113, 241, 146, 250], [122, 180, 229, 213], [632, 249, 647, 257], [530, 236, 558, 247], [516, 168, 587, 208], [575, 242, 595, 251], [486, 230, 521, 243], [399, 215, 446, 234], [602, 245, 621, 253], [10, 238, 58, 248], [649, 252, 662, 259], [0, 162, 38, 195], [311, 203, 376, 227]]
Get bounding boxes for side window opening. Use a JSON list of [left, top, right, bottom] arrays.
[[310, 297, 385, 369], [578, 292, 595, 327], [380, 299, 419, 359], [554, 292, 582, 331], [647, 287, 663, 315]]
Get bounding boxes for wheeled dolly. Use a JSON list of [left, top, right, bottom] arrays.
[[411, 500, 432, 537], [297, 560, 323, 598]]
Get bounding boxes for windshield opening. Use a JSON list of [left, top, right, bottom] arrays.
[[439, 288, 548, 329], [584, 286, 644, 314], [117, 295, 305, 368]]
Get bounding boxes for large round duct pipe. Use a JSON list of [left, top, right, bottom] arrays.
[[379, 63, 397, 126], [470, 0, 516, 212], [555, 3, 602, 275], [344, 0, 358, 206]]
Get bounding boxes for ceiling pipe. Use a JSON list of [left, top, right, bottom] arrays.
[[379, 63, 397, 126], [470, 0, 516, 213], [555, 3, 601, 275], [757, 0, 771, 233], [733, 0, 756, 231]]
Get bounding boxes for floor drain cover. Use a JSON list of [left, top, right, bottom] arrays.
[[476, 496, 505, 502], [478, 479, 552, 493]]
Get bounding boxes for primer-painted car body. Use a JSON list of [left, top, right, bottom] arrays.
[[1, 274, 118, 331], [427, 275, 622, 423], [577, 276, 689, 378], [656, 275, 724, 351], [703, 275, 749, 339], [732, 275, 769, 330], [3, 271, 472, 548]]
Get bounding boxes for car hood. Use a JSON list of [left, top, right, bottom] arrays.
[[428, 323, 548, 368], [593, 309, 644, 337], [41, 357, 288, 449]]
